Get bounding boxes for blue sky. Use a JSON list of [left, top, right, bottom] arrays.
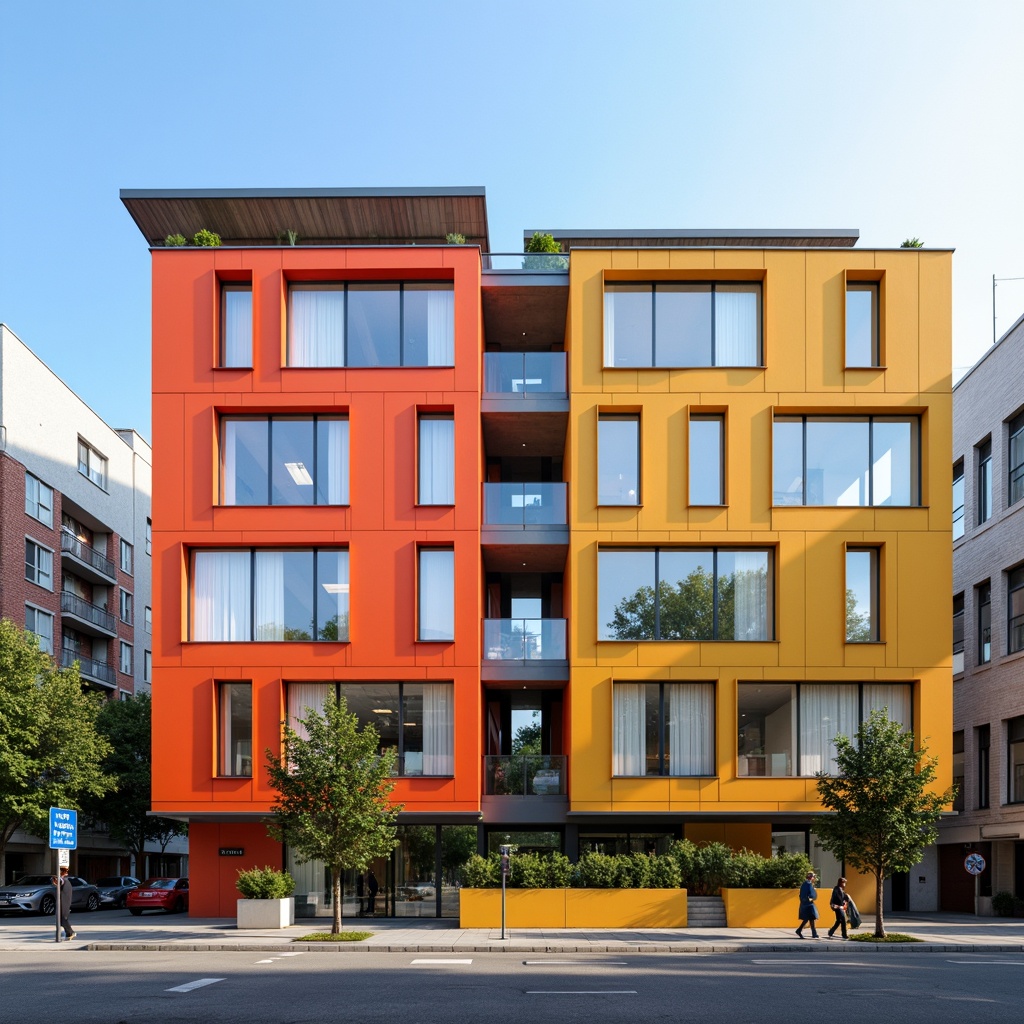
[[3, 0, 1023, 441]]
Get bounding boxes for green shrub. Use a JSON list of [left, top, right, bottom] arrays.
[[460, 854, 498, 888], [164, 233, 188, 246], [670, 839, 698, 888], [648, 854, 682, 889], [522, 231, 568, 269], [992, 891, 1016, 917], [575, 852, 619, 888], [445, 232, 466, 244], [614, 852, 653, 889], [236, 865, 295, 899], [544, 852, 574, 888], [192, 228, 222, 247], [509, 852, 549, 889]]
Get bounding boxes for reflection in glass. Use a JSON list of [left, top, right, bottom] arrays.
[[598, 549, 656, 640], [219, 682, 252, 776], [254, 550, 314, 640], [604, 284, 652, 367], [418, 548, 454, 641], [404, 283, 454, 366], [846, 284, 877, 366], [347, 283, 400, 367], [317, 550, 349, 641], [598, 416, 640, 504], [657, 285, 712, 366], [272, 419, 315, 506], [846, 548, 877, 642], [689, 416, 724, 504], [221, 285, 252, 367], [222, 419, 269, 504]]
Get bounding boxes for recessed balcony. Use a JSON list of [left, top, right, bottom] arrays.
[[60, 649, 117, 689], [483, 353, 566, 397], [60, 591, 116, 637], [60, 532, 116, 585], [483, 754, 567, 797], [483, 483, 567, 527], [483, 618, 566, 668]]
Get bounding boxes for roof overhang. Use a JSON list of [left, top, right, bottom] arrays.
[[534, 228, 860, 249]]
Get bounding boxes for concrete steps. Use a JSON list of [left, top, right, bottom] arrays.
[[687, 895, 727, 927]]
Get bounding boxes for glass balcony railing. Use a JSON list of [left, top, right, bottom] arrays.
[[483, 618, 567, 661], [483, 483, 567, 526], [61, 531, 116, 579], [483, 252, 570, 272], [483, 352, 566, 395], [484, 754, 567, 796], [60, 649, 117, 687], [60, 591, 116, 634]]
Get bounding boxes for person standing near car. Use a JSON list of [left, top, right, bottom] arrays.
[[54, 866, 76, 941], [827, 876, 849, 940]]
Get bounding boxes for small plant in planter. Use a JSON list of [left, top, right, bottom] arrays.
[[165, 233, 188, 246], [445, 232, 466, 245], [192, 228, 222, 247], [236, 865, 295, 900]]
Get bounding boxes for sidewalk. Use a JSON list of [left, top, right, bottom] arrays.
[[3, 912, 1024, 954]]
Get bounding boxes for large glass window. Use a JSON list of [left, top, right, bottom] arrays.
[[418, 548, 454, 641], [953, 593, 964, 670], [25, 473, 53, 527], [25, 605, 53, 654], [219, 682, 253, 777], [737, 682, 911, 777], [1009, 716, 1024, 804], [221, 415, 349, 506], [978, 581, 991, 664], [773, 415, 919, 506], [1008, 566, 1024, 655], [846, 282, 879, 366], [689, 415, 724, 505], [613, 681, 714, 776], [598, 415, 640, 505], [952, 461, 965, 540], [190, 548, 348, 642], [287, 681, 454, 776], [952, 731, 965, 812], [604, 282, 761, 367], [977, 724, 990, 808], [220, 284, 252, 367], [418, 414, 454, 505], [977, 439, 992, 523], [1010, 413, 1024, 507], [25, 539, 53, 590], [78, 439, 107, 488], [845, 548, 879, 642], [288, 282, 454, 367], [598, 547, 772, 641]]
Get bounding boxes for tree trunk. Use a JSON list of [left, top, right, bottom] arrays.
[[332, 867, 342, 936], [874, 869, 885, 938]]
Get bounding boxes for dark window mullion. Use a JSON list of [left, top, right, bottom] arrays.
[[250, 549, 256, 641], [343, 285, 349, 367], [397, 682, 406, 774], [658, 684, 667, 776], [311, 546, 319, 640], [651, 284, 657, 368], [266, 417, 274, 504], [399, 284, 405, 366], [311, 415, 319, 506], [795, 683, 801, 771], [710, 283, 717, 366], [653, 549, 661, 639]]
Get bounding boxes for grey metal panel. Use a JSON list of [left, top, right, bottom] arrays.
[[480, 796, 569, 825], [480, 663, 569, 683], [481, 526, 570, 546]]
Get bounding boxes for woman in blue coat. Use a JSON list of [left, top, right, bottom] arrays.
[[795, 870, 819, 938]]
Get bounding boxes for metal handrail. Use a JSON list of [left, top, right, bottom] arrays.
[[60, 591, 116, 633], [61, 531, 116, 578]]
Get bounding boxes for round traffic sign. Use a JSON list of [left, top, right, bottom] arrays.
[[964, 852, 986, 875]]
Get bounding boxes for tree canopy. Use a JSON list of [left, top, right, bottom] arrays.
[[265, 695, 402, 934], [0, 618, 115, 882], [814, 709, 954, 937]]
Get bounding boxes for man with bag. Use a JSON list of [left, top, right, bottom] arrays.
[[827, 876, 849, 939]]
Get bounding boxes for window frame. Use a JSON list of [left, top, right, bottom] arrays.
[[977, 724, 990, 808], [845, 546, 880, 643], [952, 730, 965, 812], [417, 412, 455, 506], [977, 581, 992, 664], [119, 641, 133, 675], [145, 518, 152, 556], [598, 413, 641, 506], [417, 546, 455, 642], [219, 282, 253, 368], [143, 649, 152, 684], [977, 438, 993, 524], [952, 592, 965, 657], [1009, 715, 1024, 805], [1009, 412, 1024, 508], [119, 588, 134, 625], [25, 538, 54, 590], [24, 472, 53, 527], [120, 539, 133, 575], [25, 603, 54, 655], [1008, 565, 1024, 655], [218, 681, 253, 778], [77, 438, 108, 489], [845, 281, 880, 367], [952, 460, 965, 540], [688, 413, 725, 506]]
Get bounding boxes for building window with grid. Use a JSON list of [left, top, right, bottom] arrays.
[[119, 641, 132, 675], [25, 605, 54, 655], [977, 724, 990, 808], [1008, 566, 1024, 654], [220, 284, 253, 367], [977, 582, 991, 664], [952, 731, 965, 812], [689, 414, 725, 505], [120, 539, 133, 575], [417, 414, 454, 505], [146, 518, 152, 556], [953, 593, 964, 674], [145, 606, 152, 632], [846, 281, 879, 367], [120, 589, 133, 625], [25, 472, 53, 527], [143, 650, 151, 684], [977, 439, 992, 523], [598, 414, 640, 505], [78, 438, 107, 488], [613, 681, 714, 776], [1009, 716, 1024, 804], [952, 460, 965, 540], [1009, 412, 1024, 507], [25, 539, 53, 590], [218, 681, 252, 777], [845, 548, 879, 642]]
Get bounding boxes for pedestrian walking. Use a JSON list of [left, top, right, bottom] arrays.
[[54, 866, 76, 940], [795, 870, 819, 938], [827, 876, 849, 939], [365, 869, 379, 916]]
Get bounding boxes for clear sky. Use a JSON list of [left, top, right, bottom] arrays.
[[3, 0, 1023, 442]]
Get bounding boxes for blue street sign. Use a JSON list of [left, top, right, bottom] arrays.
[[49, 807, 77, 850]]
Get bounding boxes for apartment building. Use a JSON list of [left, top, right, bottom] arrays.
[[937, 312, 1024, 913], [122, 189, 952, 917], [0, 323, 153, 880]]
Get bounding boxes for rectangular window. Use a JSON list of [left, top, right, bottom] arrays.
[[25, 539, 53, 590], [977, 439, 992, 523], [119, 641, 132, 675], [613, 681, 714, 776], [952, 461, 964, 540], [418, 547, 454, 641], [773, 415, 920, 506], [598, 547, 772, 641], [737, 681, 911, 777], [120, 539, 133, 575], [220, 284, 253, 367], [25, 605, 54, 654], [598, 414, 640, 505], [845, 548, 879, 642], [953, 593, 964, 671], [145, 606, 152, 632], [418, 414, 454, 505], [952, 731, 965, 812], [146, 518, 152, 556], [689, 415, 725, 505], [1009, 716, 1024, 804], [1008, 566, 1024, 655], [119, 589, 133, 625], [978, 582, 991, 664], [1010, 413, 1024, 507], [845, 282, 879, 366], [977, 724, 990, 808], [287, 681, 454, 776], [190, 547, 348, 642], [78, 439, 107, 488], [604, 282, 761, 367], [221, 415, 349, 505], [143, 650, 151, 683], [24, 473, 53, 527], [288, 282, 454, 367], [218, 682, 253, 777]]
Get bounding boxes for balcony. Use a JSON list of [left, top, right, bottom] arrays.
[[483, 483, 567, 527], [60, 591, 116, 637], [60, 649, 117, 689], [484, 754, 567, 796], [483, 618, 566, 664], [484, 353, 566, 397], [60, 532, 116, 585]]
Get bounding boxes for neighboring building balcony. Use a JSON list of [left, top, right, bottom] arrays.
[[482, 618, 567, 680], [60, 532, 116, 585], [60, 649, 117, 689], [483, 352, 566, 397], [482, 483, 568, 553], [484, 754, 567, 797], [60, 591, 116, 637]]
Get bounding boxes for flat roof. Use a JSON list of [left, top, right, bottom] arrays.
[[533, 228, 860, 248], [120, 187, 490, 248]]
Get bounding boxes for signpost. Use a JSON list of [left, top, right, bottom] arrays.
[[49, 808, 77, 942], [964, 851, 986, 876], [499, 844, 512, 940]]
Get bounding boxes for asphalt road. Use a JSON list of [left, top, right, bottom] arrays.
[[1, 950, 1022, 1024]]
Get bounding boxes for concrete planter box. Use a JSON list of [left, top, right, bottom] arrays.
[[720, 888, 800, 927], [236, 897, 295, 929], [460, 888, 687, 928]]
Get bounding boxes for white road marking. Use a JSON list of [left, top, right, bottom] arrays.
[[277, 951, 304, 956], [526, 990, 637, 995], [946, 960, 1024, 966], [523, 960, 629, 965], [165, 978, 225, 993], [411, 958, 473, 965], [255, 959, 276, 964], [751, 960, 872, 966]]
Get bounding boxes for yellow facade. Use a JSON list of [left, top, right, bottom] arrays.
[[567, 247, 953, 822]]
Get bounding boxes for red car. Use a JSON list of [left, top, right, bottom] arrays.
[[126, 877, 189, 915]]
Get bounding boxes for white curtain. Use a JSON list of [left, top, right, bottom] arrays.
[[254, 551, 285, 640], [222, 288, 252, 367], [290, 287, 344, 366], [422, 683, 454, 774], [193, 550, 250, 641], [419, 417, 454, 504], [613, 684, 646, 775], [604, 289, 617, 365], [426, 288, 454, 365], [715, 287, 758, 365], [287, 682, 332, 740], [419, 549, 454, 640], [731, 551, 769, 640], [667, 683, 713, 776], [324, 418, 349, 504], [863, 684, 911, 731], [799, 685, 859, 775]]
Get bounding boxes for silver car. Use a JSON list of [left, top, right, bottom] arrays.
[[93, 875, 140, 909], [0, 874, 100, 915]]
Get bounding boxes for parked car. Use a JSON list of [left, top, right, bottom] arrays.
[[126, 877, 189, 915], [93, 875, 140, 909], [0, 874, 100, 915]]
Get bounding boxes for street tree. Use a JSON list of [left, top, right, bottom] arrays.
[[0, 618, 115, 882], [265, 695, 402, 935], [814, 709, 955, 937], [81, 692, 186, 876]]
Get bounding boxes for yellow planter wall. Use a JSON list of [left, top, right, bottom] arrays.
[[459, 889, 687, 928], [721, 888, 801, 927]]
